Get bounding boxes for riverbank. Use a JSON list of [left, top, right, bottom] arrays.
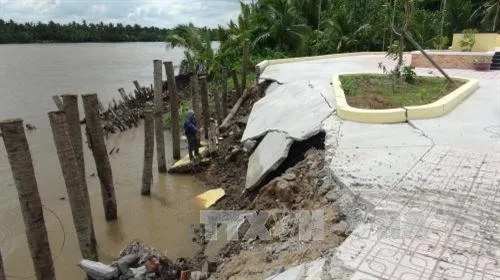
[[183, 82, 349, 279]]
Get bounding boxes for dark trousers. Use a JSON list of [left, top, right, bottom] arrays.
[[187, 135, 199, 160]]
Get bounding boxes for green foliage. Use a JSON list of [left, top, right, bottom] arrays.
[[402, 66, 417, 84], [459, 28, 478, 51], [340, 77, 358, 96], [339, 74, 465, 108], [163, 101, 191, 131], [0, 20, 170, 43]]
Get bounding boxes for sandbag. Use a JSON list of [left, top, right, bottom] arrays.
[[78, 259, 119, 280]]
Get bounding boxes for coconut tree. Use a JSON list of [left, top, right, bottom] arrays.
[[471, 0, 500, 31], [166, 23, 216, 75], [253, 0, 311, 54]]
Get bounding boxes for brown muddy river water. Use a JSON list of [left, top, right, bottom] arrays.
[[0, 43, 207, 279]]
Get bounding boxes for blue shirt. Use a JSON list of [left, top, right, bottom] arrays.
[[184, 117, 197, 137]]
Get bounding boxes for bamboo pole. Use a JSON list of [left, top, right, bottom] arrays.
[[403, 31, 453, 83], [199, 75, 210, 139], [164, 61, 181, 160], [82, 94, 118, 221], [219, 89, 250, 131], [141, 104, 154, 195], [0, 118, 56, 280], [221, 67, 228, 118], [241, 39, 250, 91], [48, 111, 98, 261], [153, 60, 167, 173]]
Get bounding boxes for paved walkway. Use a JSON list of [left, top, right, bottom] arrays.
[[259, 55, 500, 279]]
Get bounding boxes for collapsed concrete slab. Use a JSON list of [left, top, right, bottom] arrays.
[[242, 80, 334, 142], [245, 131, 293, 190]]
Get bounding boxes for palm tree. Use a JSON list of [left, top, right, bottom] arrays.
[[166, 23, 216, 75], [322, 11, 371, 53], [253, 0, 311, 54], [471, 0, 500, 31]]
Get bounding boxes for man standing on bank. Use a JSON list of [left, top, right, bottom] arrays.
[[184, 110, 200, 161]]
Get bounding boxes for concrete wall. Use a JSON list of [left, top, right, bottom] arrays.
[[450, 33, 500, 52], [411, 51, 493, 69]]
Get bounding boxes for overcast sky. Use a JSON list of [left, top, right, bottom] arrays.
[[0, 0, 245, 28]]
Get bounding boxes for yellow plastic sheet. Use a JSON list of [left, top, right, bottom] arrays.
[[195, 188, 225, 208]]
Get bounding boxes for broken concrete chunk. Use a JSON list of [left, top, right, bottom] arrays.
[[245, 132, 293, 190], [242, 80, 334, 142], [242, 139, 257, 153]]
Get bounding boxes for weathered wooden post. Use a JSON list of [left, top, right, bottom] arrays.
[[199, 75, 210, 140], [164, 61, 181, 160], [141, 103, 154, 195], [61, 95, 86, 179], [231, 70, 241, 98], [221, 67, 228, 118], [0, 118, 56, 280], [241, 39, 250, 91], [213, 77, 222, 125], [52, 95, 64, 110], [153, 60, 167, 172], [48, 111, 98, 261], [0, 249, 5, 280], [191, 74, 202, 125], [82, 94, 118, 221]]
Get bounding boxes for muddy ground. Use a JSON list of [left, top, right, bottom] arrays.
[[190, 83, 348, 279]]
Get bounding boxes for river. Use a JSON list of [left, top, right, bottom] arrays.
[[0, 42, 206, 279]]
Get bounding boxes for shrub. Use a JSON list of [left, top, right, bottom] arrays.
[[459, 29, 477, 52], [402, 66, 416, 84]]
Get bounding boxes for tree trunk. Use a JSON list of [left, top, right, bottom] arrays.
[[48, 111, 98, 261], [494, 0, 500, 32], [0, 249, 6, 280], [153, 60, 167, 173], [164, 61, 181, 160], [213, 78, 222, 125], [199, 76, 211, 140], [241, 39, 250, 92], [219, 89, 251, 131], [82, 94, 118, 221], [231, 70, 241, 98], [61, 95, 86, 185], [0, 118, 56, 280], [221, 67, 228, 118], [141, 104, 154, 196], [191, 74, 202, 123]]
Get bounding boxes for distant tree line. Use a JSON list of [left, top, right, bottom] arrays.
[[0, 19, 221, 44]]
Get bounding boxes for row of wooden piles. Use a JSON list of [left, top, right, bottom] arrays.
[[0, 39, 254, 280]]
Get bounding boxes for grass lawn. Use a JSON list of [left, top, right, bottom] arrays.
[[339, 74, 466, 109]]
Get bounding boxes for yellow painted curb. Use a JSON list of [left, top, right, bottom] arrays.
[[332, 73, 479, 123], [404, 78, 479, 120], [256, 52, 385, 75], [332, 73, 406, 123]]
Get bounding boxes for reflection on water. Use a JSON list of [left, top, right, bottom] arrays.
[[0, 43, 205, 279]]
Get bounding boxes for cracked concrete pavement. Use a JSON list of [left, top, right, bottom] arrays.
[[256, 54, 500, 279]]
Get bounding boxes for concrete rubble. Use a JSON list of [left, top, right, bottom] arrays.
[[245, 131, 293, 190], [243, 79, 334, 190]]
